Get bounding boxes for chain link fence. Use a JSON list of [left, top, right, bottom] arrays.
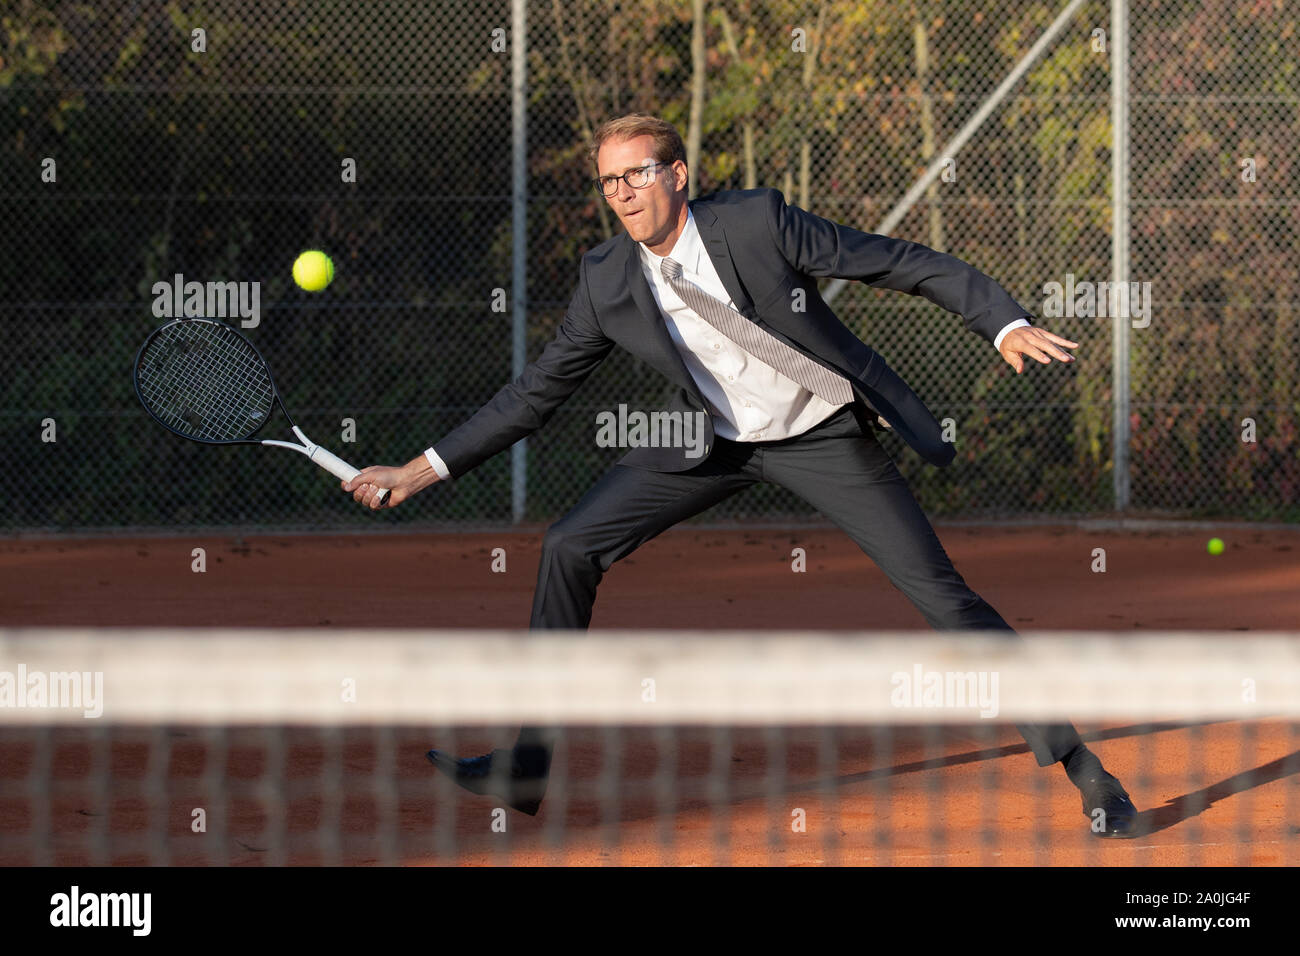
[[2, 0, 1296, 532]]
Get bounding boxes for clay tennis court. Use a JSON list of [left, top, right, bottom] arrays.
[[2, 523, 1298, 865]]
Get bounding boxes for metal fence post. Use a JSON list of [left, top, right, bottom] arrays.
[[511, 0, 528, 523], [1111, 0, 1131, 511]]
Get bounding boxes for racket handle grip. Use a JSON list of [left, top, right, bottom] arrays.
[[311, 446, 391, 506]]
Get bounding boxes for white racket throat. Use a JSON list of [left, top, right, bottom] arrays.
[[262, 426, 390, 503]]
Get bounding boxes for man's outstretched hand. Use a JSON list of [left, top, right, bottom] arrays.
[[999, 325, 1078, 374], [343, 455, 441, 510]]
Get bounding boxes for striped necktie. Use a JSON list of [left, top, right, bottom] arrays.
[[661, 256, 853, 405]]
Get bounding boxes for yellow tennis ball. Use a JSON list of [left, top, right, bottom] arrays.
[[1207, 537, 1225, 556], [292, 250, 334, 292]]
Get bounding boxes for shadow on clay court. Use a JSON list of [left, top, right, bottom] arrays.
[[1132, 750, 1300, 838], [544, 719, 1284, 830], [769, 720, 1236, 809]]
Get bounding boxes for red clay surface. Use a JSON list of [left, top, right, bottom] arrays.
[[2, 524, 1299, 866]]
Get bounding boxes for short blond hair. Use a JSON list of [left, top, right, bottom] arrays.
[[588, 113, 687, 171]]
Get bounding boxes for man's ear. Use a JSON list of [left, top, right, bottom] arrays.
[[673, 160, 689, 191]]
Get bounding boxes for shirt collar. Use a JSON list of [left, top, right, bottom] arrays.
[[637, 206, 702, 278]]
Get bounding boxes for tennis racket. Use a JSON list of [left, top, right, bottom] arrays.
[[132, 317, 389, 506]]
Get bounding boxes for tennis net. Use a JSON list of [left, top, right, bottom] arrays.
[[1, 629, 1298, 866]]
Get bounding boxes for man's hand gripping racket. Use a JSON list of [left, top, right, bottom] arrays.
[[344, 464, 411, 510]]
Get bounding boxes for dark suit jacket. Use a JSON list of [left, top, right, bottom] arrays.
[[434, 187, 1032, 476]]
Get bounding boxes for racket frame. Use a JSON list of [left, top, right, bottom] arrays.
[[132, 317, 390, 505]]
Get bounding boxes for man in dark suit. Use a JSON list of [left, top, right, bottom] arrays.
[[345, 113, 1138, 837]]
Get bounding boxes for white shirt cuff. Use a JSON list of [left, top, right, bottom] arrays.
[[994, 318, 1031, 351], [423, 447, 451, 480]]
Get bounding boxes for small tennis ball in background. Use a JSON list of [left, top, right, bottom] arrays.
[[1207, 537, 1225, 556], [292, 250, 334, 291]]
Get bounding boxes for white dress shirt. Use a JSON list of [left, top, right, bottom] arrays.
[[424, 209, 1028, 479]]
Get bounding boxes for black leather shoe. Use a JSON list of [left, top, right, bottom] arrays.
[[425, 748, 549, 816], [1078, 771, 1139, 838]]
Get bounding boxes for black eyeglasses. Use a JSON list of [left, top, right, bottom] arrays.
[[592, 162, 670, 197]]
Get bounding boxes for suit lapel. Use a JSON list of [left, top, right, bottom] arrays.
[[621, 237, 699, 396], [693, 199, 808, 347], [690, 201, 756, 317], [691, 198, 847, 380]]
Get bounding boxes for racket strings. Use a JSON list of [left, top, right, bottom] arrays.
[[136, 321, 275, 442]]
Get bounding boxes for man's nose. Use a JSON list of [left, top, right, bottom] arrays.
[[614, 179, 636, 203]]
